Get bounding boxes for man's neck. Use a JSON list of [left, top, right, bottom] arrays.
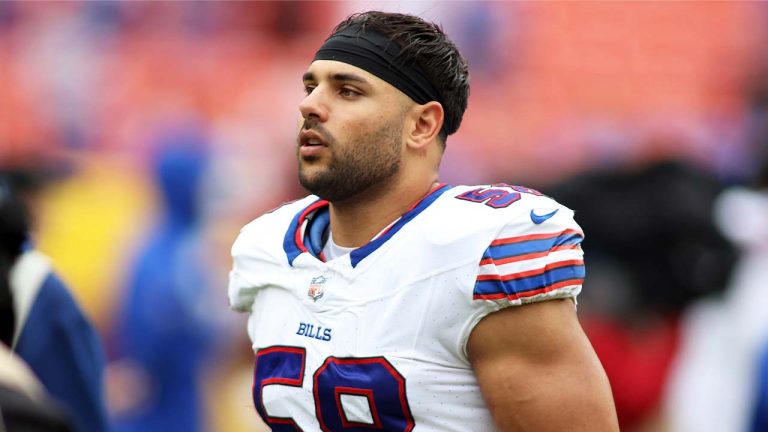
[[328, 178, 439, 248]]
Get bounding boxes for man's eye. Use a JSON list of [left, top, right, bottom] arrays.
[[340, 88, 360, 97], [304, 85, 316, 95]]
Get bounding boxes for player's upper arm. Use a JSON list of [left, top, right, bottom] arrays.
[[467, 298, 619, 432]]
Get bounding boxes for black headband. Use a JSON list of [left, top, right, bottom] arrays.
[[313, 26, 451, 134]]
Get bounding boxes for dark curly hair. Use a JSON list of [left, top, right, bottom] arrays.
[[330, 11, 470, 146]]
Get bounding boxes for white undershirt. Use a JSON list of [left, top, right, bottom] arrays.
[[322, 231, 356, 260], [321, 217, 402, 261]]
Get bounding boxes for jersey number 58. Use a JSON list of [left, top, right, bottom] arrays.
[[253, 346, 415, 431]]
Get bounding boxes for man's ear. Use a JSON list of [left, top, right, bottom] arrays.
[[406, 101, 444, 150]]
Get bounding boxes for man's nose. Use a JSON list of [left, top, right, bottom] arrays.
[[299, 88, 329, 123]]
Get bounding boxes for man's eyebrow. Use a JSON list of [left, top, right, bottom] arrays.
[[329, 72, 370, 85], [302, 71, 371, 86]]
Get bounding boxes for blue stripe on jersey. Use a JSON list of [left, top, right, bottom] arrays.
[[474, 264, 585, 297], [483, 231, 583, 262], [283, 216, 303, 265], [283, 199, 326, 265], [305, 207, 330, 257], [350, 184, 452, 268]]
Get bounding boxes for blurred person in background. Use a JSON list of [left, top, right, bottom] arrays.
[[547, 159, 739, 432], [108, 124, 220, 432], [661, 67, 768, 432], [0, 169, 109, 432], [228, 10, 618, 431], [1, 179, 74, 432], [0, 343, 75, 432]]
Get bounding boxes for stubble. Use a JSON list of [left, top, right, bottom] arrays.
[[297, 118, 403, 203]]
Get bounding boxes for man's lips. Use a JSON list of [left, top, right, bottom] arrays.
[[299, 130, 328, 158], [299, 130, 327, 147]]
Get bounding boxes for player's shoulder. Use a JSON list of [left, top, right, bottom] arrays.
[[414, 183, 580, 255], [439, 183, 575, 224], [232, 195, 317, 257], [239, 196, 316, 236], [453, 184, 585, 306]]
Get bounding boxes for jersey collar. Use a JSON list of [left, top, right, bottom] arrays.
[[283, 184, 452, 267]]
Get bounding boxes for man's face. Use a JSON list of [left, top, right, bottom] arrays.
[[296, 60, 412, 202]]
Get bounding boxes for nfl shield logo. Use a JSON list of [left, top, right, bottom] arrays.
[[307, 275, 327, 302]]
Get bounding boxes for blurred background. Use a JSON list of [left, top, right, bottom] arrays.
[[1, 1, 768, 431]]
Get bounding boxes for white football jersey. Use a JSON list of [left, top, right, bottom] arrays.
[[229, 183, 585, 431]]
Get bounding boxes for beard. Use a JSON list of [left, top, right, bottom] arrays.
[[297, 118, 403, 203]]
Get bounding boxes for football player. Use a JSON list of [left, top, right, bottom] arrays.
[[229, 10, 618, 431]]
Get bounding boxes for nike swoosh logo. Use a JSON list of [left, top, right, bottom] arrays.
[[530, 209, 558, 224]]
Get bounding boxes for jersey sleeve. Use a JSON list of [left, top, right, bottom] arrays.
[[472, 206, 584, 306], [228, 197, 314, 313], [441, 187, 587, 362], [227, 215, 285, 313], [228, 228, 261, 313]]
